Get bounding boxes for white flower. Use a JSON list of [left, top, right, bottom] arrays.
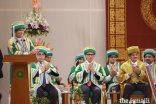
[[43, 20, 48, 25], [30, 11, 33, 15], [33, 21, 37, 24], [39, 13, 42, 17], [35, 13, 38, 17], [25, 19, 30, 24]]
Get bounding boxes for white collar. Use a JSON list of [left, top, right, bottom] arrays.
[[131, 60, 137, 65], [87, 61, 93, 65], [17, 38, 22, 41], [147, 62, 153, 66], [110, 62, 116, 66]]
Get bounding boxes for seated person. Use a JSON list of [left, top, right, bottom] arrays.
[[75, 46, 106, 104], [103, 49, 122, 99], [67, 53, 85, 93], [117, 46, 148, 103], [45, 50, 62, 85], [30, 46, 61, 104], [143, 49, 156, 104]]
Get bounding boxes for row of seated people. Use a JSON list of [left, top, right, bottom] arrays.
[[68, 46, 155, 104], [7, 21, 154, 104]]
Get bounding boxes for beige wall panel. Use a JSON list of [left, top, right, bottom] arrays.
[[91, 11, 106, 67], [22, 0, 90, 9], [91, 0, 105, 9], [0, 0, 21, 9]]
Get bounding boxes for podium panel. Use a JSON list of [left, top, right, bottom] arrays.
[[3, 55, 37, 104]]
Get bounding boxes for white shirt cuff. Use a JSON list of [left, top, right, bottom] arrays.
[[46, 68, 51, 73], [116, 72, 119, 77], [105, 75, 112, 83], [39, 69, 42, 74], [85, 70, 88, 73], [126, 74, 131, 80], [93, 71, 96, 74], [23, 52, 30, 55]]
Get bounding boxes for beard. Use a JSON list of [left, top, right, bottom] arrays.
[[145, 59, 152, 64]]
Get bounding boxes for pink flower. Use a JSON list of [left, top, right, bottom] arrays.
[[32, 24, 38, 29], [32, 0, 41, 10], [43, 25, 49, 31]]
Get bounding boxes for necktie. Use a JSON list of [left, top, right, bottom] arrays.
[[112, 64, 115, 70], [42, 63, 46, 87], [133, 63, 136, 67], [87, 70, 92, 86]]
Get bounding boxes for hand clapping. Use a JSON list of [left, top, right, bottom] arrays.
[[133, 65, 140, 75], [45, 62, 49, 71], [87, 62, 94, 72]]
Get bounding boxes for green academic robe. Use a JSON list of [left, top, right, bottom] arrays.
[[145, 62, 156, 104], [103, 62, 122, 99], [29, 61, 62, 104], [75, 61, 106, 104], [7, 36, 34, 92], [67, 66, 77, 93]]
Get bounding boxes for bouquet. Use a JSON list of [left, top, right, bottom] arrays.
[[24, 0, 51, 37]]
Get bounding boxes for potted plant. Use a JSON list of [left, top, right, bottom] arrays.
[[72, 86, 92, 104]]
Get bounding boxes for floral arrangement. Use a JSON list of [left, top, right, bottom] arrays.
[[33, 38, 54, 51], [24, 0, 51, 37]]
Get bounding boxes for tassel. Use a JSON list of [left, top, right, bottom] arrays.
[[105, 52, 108, 63]]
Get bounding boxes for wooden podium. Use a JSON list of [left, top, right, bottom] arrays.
[[3, 55, 37, 104]]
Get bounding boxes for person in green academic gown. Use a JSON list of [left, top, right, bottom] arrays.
[[103, 49, 122, 99], [67, 53, 85, 93], [30, 46, 62, 104], [75, 46, 106, 104], [7, 21, 39, 92], [143, 49, 156, 104]]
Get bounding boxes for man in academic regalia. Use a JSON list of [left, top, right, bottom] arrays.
[[7, 21, 39, 92], [117, 46, 148, 102], [45, 50, 62, 85], [103, 49, 122, 99], [143, 49, 156, 104], [75, 46, 106, 104], [30, 46, 62, 104]]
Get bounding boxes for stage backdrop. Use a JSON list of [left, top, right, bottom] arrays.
[[0, 0, 106, 104], [106, 0, 156, 62]]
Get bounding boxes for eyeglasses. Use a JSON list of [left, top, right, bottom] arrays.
[[37, 53, 45, 56], [110, 56, 117, 59], [86, 54, 95, 57]]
